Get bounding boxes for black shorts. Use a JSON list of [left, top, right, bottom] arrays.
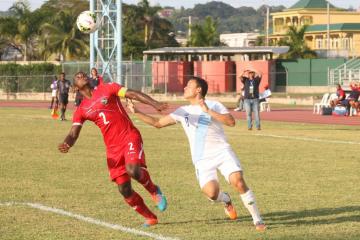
[[59, 94, 69, 105]]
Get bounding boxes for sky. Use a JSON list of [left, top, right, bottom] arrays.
[[1, 0, 359, 11]]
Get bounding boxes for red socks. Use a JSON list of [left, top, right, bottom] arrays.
[[137, 168, 157, 194], [124, 191, 157, 220]]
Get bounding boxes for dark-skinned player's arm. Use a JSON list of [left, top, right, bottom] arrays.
[[126, 99, 176, 129], [117, 87, 168, 112], [58, 125, 82, 153]]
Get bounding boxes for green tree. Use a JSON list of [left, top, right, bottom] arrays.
[[279, 25, 317, 59], [138, 0, 161, 47], [0, 0, 41, 61], [40, 9, 89, 61], [188, 16, 221, 47]]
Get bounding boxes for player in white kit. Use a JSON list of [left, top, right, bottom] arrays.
[[127, 76, 266, 231]]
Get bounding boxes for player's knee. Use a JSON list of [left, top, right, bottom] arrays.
[[126, 164, 141, 180], [118, 182, 132, 198]]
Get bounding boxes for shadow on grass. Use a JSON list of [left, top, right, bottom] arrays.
[[262, 205, 360, 228], [159, 206, 360, 228]]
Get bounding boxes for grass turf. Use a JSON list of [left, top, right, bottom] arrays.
[[0, 107, 359, 240]]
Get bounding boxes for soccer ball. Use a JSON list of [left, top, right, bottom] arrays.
[[76, 11, 98, 34]]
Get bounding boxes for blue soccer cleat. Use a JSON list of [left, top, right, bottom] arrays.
[[151, 185, 167, 212]]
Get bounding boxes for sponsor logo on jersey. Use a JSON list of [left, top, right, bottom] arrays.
[[101, 97, 108, 105]]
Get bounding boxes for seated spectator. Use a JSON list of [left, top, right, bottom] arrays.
[[330, 84, 346, 107], [234, 87, 245, 111], [348, 82, 360, 113], [259, 85, 272, 103]]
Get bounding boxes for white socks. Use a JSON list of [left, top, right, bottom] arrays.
[[240, 190, 262, 224], [208, 191, 231, 204]]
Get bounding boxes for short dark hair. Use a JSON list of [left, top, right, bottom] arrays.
[[75, 71, 87, 78], [189, 76, 208, 97]]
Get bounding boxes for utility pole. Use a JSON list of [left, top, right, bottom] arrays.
[[266, 5, 270, 46], [327, 0, 330, 58], [188, 16, 192, 41]]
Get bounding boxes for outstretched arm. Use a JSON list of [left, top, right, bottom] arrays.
[[124, 89, 168, 112], [197, 96, 235, 127], [58, 125, 82, 153], [126, 99, 176, 128]]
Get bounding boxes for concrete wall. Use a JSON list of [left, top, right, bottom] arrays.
[[194, 61, 236, 93], [152, 61, 192, 93]]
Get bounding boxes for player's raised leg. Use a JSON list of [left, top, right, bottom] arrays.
[[125, 136, 167, 212], [116, 177, 158, 227], [201, 180, 237, 220], [127, 164, 167, 212], [229, 171, 266, 231]]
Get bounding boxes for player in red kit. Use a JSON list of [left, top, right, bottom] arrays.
[[58, 72, 167, 227]]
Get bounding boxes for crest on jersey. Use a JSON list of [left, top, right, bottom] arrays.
[[101, 97, 108, 105]]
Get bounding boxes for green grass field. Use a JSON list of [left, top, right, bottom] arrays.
[[0, 107, 359, 240]]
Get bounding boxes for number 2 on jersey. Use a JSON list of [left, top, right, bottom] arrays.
[[99, 112, 110, 125]]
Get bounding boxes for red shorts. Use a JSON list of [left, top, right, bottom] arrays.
[[107, 133, 146, 185]]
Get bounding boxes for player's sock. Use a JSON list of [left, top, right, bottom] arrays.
[[240, 190, 263, 224], [124, 191, 157, 220], [136, 167, 157, 194], [216, 191, 231, 203], [208, 191, 231, 204]]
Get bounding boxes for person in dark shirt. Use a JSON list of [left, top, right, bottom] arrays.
[[241, 69, 262, 130], [57, 72, 72, 121]]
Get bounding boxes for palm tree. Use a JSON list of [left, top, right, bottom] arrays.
[[138, 0, 161, 47], [40, 9, 89, 61], [279, 25, 317, 59], [0, 1, 34, 61], [188, 16, 221, 47]]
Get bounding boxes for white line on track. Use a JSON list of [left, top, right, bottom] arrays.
[[0, 202, 180, 240]]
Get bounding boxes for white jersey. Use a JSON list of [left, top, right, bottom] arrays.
[[170, 100, 232, 165]]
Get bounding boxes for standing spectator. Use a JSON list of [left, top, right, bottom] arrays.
[[49, 76, 58, 109], [234, 87, 245, 112], [88, 67, 104, 88], [241, 69, 262, 130], [330, 84, 346, 107], [57, 72, 71, 121]]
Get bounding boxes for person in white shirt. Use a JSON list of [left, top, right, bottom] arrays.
[[49, 76, 58, 109], [127, 76, 266, 232]]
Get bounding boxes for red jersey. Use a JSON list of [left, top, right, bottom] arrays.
[[73, 83, 140, 153]]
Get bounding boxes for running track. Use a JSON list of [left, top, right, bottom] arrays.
[[0, 100, 359, 126]]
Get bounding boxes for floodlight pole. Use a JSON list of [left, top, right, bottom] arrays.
[[89, 0, 122, 84]]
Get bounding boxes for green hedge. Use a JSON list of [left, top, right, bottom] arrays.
[[0, 63, 62, 92], [0, 63, 61, 75]]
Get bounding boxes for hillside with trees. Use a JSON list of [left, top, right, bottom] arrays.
[[168, 1, 286, 34]]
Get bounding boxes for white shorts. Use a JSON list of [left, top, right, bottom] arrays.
[[51, 90, 57, 97], [194, 148, 242, 188]]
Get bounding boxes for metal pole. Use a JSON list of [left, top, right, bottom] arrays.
[[116, 0, 122, 84], [327, 1, 330, 58], [90, 0, 95, 70], [266, 5, 269, 46], [188, 16, 192, 41]]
